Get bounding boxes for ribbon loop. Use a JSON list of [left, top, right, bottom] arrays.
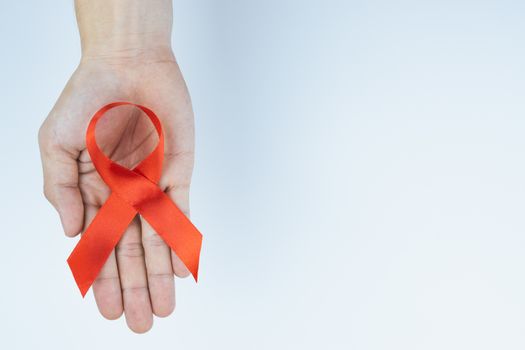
[[67, 102, 202, 297]]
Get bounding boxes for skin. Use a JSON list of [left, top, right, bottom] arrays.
[[38, 0, 193, 333]]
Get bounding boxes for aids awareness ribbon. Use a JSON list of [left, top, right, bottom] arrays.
[[67, 102, 202, 297]]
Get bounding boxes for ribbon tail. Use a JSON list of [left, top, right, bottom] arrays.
[[139, 191, 203, 282], [67, 193, 137, 297]]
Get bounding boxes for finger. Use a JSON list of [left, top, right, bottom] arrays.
[[116, 217, 153, 333], [141, 218, 175, 317], [39, 138, 84, 237], [88, 204, 123, 320]]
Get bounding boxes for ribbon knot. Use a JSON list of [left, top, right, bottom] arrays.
[[67, 102, 202, 297]]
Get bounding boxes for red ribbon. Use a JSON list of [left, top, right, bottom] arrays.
[[67, 102, 202, 297]]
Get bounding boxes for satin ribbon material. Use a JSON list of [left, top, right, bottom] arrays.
[[67, 102, 202, 297]]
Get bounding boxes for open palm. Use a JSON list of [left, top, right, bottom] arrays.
[[39, 59, 195, 333]]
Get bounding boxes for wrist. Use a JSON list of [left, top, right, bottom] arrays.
[[80, 44, 175, 66], [75, 0, 174, 65]]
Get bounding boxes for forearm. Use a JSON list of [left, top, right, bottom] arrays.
[[75, 0, 174, 63]]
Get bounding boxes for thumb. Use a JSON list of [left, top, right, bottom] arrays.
[[39, 132, 84, 237]]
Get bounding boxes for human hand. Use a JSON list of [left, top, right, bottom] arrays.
[[38, 52, 195, 332]]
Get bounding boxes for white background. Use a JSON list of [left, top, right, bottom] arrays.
[[1, 0, 525, 349]]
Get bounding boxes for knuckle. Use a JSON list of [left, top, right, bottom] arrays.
[[38, 123, 53, 150], [147, 272, 173, 279], [38, 123, 64, 155], [37, 123, 48, 145], [43, 184, 54, 202], [143, 233, 166, 247], [164, 150, 195, 162], [117, 241, 144, 258], [121, 286, 149, 293], [167, 182, 191, 192], [95, 275, 119, 282]]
